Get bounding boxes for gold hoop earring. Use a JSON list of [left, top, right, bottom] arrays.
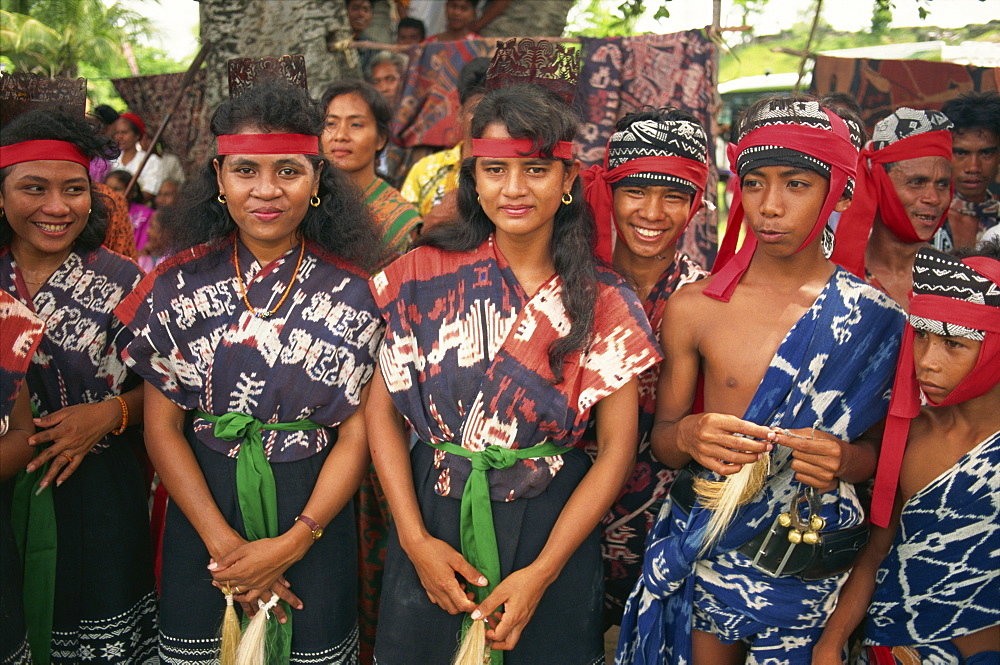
[[310, 195, 321, 208], [561, 192, 573, 205], [477, 195, 481, 205], [217, 194, 227, 204], [0, 208, 5, 218]]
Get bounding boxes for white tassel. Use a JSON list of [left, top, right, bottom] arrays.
[[452, 616, 490, 665], [234, 595, 281, 665], [219, 587, 241, 665], [694, 451, 770, 555]]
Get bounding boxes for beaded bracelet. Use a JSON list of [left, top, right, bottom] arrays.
[[110, 395, 129, 435]]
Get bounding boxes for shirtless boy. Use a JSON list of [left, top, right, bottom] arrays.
[[815, 242, 1000, 665], [616, 96, 905, 665]]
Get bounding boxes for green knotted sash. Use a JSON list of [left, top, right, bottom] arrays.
[[11, 402, 56, 665], [11, 455, 56, 665], [425, 440, 567, 665], [197, 410, 324, 665]]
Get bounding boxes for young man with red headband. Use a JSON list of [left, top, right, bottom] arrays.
[[832, 107, 954, 308], [617, 97, 905, 665], [815, 242, 1000, 665], [581, 106, 711, 626]]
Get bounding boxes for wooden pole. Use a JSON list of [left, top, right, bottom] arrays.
[[794, 0, 823, 94], [124, 41, 213, 200]]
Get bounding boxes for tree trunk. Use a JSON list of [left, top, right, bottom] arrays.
[[479, 0, 576, 39], [197, 0, 358, 116]]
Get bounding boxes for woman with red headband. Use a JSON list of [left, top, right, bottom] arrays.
[[110, 111, 164, 201], [117, 80, 384, 664], [0, 110, 156, 662], [367, 82, 660, 663]]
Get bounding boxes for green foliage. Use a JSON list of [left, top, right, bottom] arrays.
[[871, 0, 893, 36], [0, 0, 154, 78], [563, 0, 672, 37], [0, 0, 171, 109], [564, 0, 638, 37], [617, 0, 671, 20]]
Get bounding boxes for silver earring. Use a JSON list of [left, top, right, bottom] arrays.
[[821, 225, 835, 260]]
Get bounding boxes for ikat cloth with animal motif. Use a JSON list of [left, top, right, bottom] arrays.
[[0, 289, 44, 435], [579, 253, 707, 618], [369, 235, 661, 502], [0, 246, 141, 450], [117, 235, 383, 462]]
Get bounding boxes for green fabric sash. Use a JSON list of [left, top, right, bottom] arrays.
[[426, 440, 567, 665], [12, 454, 56, 665], [197, 410, 323, 665]]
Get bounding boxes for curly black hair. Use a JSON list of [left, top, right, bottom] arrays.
[[418, 83, 597, 384], [0, 109, 118, 250], [162, 80, 383, 273]]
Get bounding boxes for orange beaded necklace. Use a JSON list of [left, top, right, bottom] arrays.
[[232, 237, 306, 319]]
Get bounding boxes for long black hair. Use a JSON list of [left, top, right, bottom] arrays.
[[0, 110, 117, 250], [418, 83, 598, 384], [163, 81, 382, 273]]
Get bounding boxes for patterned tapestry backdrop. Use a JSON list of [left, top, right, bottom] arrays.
[[810, 55, 1000, 133], [110, 31, 719, 265], [111, 70, 209, 179]]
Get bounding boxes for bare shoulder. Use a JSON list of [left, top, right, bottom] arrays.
[[898, 410, 973, 503], [662, 274, 724, 318]]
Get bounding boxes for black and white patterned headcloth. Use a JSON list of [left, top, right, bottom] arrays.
[[870, 107, 953, 151], [910, 247, 1000, 340], [734, 98, 865, 197], [607, 117, 708, 192]]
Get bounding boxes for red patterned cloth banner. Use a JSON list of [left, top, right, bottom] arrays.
[[810, 56, 999, 133], [111, 70, 208, 179]]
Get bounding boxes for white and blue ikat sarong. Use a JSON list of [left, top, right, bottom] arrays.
[[864, 431, 1000, 663], [617, 268, 905, 665]]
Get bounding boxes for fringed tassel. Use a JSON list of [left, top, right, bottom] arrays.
[[693, 451, 770, 554], [452, 616, 490, 665], [234, 595, 281, 665], [219, 587, 241, 665]]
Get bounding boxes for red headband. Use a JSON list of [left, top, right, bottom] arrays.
[[120, 112, 146, 138], [0, 140, 90, 170], [832, 131, 953, 279], [706, 110, 858, 302], [582, 155, 709, 263], [870, 256, 1000, 527], [217, 133, 320, 156], [471, 138, 574, 161]]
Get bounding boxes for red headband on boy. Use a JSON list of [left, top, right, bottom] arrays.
[[582, 155, 709, 263], [0, 140, 90, 170], [831, 131, 953, 279], [217, 133, 320, 156], [706, 110, 858, 303], [471, 138, 574, 161], [870, 256, 1000, 528]]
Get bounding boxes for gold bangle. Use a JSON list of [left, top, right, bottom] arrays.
[[110, 395, 128, 435]]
